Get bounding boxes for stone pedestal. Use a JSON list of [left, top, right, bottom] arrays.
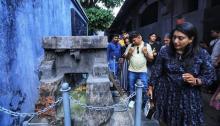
[[83, 76, 113, 126]]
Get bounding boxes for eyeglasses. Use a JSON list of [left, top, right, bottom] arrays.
[[137, 47, 139, 54]]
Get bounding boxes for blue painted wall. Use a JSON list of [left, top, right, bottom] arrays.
[[0, 0, 87, 125]]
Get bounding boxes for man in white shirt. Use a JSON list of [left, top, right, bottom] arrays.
[[124, 31, 153, 97]]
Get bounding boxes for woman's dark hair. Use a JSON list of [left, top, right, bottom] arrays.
[[169, 22, 200, 72], [169, 22, 200, 58]]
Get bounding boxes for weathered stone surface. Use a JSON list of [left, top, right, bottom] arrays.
[[92, 57, 108, 77], [43, 36, 108, 49], [53, 49, 107, 75], [39, 60, 56, 79], [39, 36, 115, 126], [92, 63, 108, 77], [35, 76, 63, 118], [40, 36, 108, 79], [83, 75, 113, 126]]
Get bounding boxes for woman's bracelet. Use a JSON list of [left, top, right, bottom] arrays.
[[194, 78, 201, 86]]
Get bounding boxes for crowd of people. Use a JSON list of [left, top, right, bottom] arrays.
[[107, 22, 220, 126]]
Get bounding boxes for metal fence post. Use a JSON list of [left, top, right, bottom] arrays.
[[113, 56, 116, 77], [60, 83, 71, 126], [135, 79, 144, 126]]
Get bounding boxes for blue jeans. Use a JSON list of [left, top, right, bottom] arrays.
[[128, 71, 148, 106], [128, 71, 148, 93], [108, 60, 119, 77]]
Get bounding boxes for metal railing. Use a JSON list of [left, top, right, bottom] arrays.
[[0, 80, 145, 126]]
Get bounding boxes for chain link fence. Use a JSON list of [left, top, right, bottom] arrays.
[[0, 92, 136, 123], [69, 92, 136, 112], [0, 97, 63, 117]]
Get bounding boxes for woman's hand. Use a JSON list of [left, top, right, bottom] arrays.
[[182, 73, 201, 86]]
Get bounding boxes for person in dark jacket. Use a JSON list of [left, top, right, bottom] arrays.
[[147, 33, 162, 76]]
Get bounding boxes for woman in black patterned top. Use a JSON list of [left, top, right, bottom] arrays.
[[147, 22, 216, 126]]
